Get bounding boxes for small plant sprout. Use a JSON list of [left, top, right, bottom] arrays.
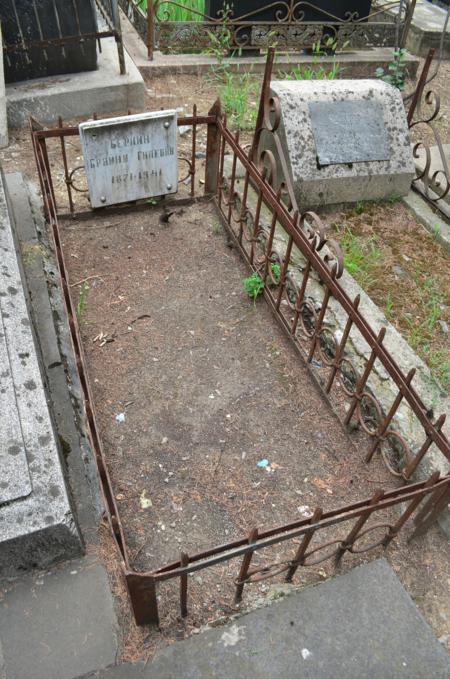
[[375, 49, 407, 91], [243, 272, 265, 304], [271, 262, 281, 284], [385, 292, 394, 319], [76, 282, 89, 320]]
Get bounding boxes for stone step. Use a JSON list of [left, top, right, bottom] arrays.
[[79, 559, 450, 679]]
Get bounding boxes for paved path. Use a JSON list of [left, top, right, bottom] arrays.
[[81, 559, 449, 679]]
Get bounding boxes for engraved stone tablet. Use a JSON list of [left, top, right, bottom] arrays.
[[0, 304, 32, 504], [309, 101, 390, 166], [257, 80, 414, 207], [80, 110, 178, 208]]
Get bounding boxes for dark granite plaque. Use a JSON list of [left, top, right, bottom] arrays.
[[309, 100, 390, 166]]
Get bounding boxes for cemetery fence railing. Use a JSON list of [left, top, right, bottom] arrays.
[[29, 96, 450, 626], [119, 0, 415, 60]]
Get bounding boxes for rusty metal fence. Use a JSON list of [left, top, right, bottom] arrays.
[[1, 0, 125, 77], [406, 8, 450, 220], [119, 0, 415, 59], [30, 80, 450, 625]]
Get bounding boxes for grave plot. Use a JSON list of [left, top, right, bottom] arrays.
[[30, 88, 450, 630], [60, 200, 392, 574]]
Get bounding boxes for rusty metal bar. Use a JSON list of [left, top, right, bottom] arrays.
[[285, 508, 322, 582], [407, 48, 435, 125], [147, 0, 155, 60], [325, 295, 360, 393], [227, 131, 240, 224], [344, 328, 386, 426], [57, 117, 75, 214], [234, 528, 258, 604], [335, 489, 384, 563], [307, 283, 333, 363], [190, 104, 197, 198], [403, 414, 446, 480], [204, 101, 222, 196], [180, 552, 189, 617], [126, 573, 159, 626], [249, 46, 275, 163], [383, 472, 440, 547], [249, 168, 267, 264], [366, 368, 415, 463], [275, 230, 295, 311]]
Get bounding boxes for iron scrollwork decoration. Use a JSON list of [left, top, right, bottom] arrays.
[[147, 0, 411, 53], [406, 10, 450, 219]]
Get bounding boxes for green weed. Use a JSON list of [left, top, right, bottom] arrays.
[[243, 272, 265, 304], [375, 48, 407, 91], [76, 283, 89, 321], [427, 348, 450, 390], [271, 262, 281, 284], [282, 38, 345, 81], [339, 227, 381, 290], [385, 292, 394, 320], [219, 69, 259, 130]]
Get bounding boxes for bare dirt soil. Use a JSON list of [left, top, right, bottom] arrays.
[[59, 200, 450, 661], [62, 201, 393, 572]]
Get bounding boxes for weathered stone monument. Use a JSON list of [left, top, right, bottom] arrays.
[[260, 79, 415, 208], [80, 110, 178, 208], [0, 170, 81, 574]]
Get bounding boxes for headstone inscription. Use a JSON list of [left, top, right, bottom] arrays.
[[80, 110, 178, 208], [258, 80, 415, 208]]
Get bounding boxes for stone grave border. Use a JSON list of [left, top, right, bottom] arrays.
[[29, 60, 450, 625]]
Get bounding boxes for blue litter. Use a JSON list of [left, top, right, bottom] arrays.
[[257, 459, 269, 468]]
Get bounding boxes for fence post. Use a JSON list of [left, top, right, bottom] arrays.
[[147, 0, 155, 60], [234, 528, 258, 604], [205, 99, 222, 195], [126, 573, 159, 626]]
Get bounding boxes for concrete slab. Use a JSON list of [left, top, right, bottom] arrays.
[[0, 27, 8, 148], [403, 188, 450, 253], [405, 0, 450, 57], [0, 169, 81, 574], [0, 556, 118, 679], [81, 559, 450, 679], [6, 36, 145, 128], [4, 173, 102, 538]]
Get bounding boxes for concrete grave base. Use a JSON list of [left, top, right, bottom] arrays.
[[0, 27, 8, 148], [0, 170, 82, 575], [6, 36, 145, 128], [79, 559, 450, 679], [260, 79, 415, 209]]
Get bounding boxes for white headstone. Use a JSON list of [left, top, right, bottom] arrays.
[[80, 110, 178, 208], [259, 80, 415, 208]]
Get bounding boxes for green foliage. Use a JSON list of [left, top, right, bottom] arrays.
[[375, 49, 407, 91], [282, 38, 345, 81], [427, 348, 450, 391], [219, 69, 259, 130], [339, 227, 381, 290], [243, 272, 265, 303], [385, 292, 394, 320], [139, 0, 205, 21], [271, 262, 281, 284], [355, 200, 365, 215], [76, 283, 89, 320]]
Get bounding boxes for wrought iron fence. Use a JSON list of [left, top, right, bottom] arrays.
[[406, 9, 450, 220], [29, 71, 450, 625], [119, 0, 415, 59], [1, 0, 125, 78]]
